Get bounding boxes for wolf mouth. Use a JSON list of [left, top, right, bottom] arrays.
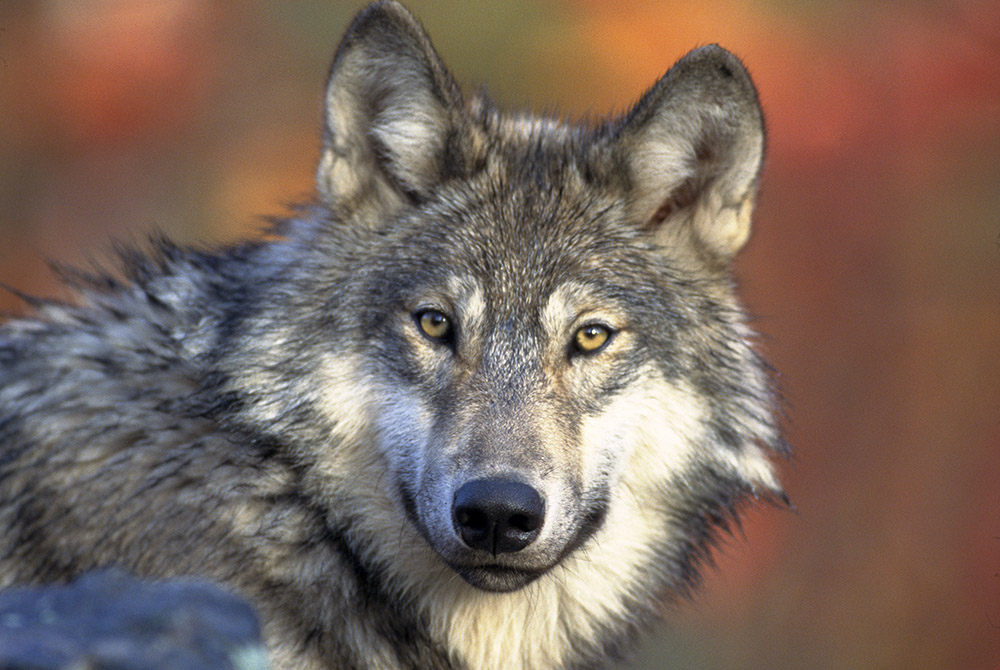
[[449, 563, 544, 592]]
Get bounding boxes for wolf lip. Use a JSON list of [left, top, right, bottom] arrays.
[[450, 563, 544, 592]]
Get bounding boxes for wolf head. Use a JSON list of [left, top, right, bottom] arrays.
[[245, 1, 785, 596]]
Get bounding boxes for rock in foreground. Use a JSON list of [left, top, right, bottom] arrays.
[[0, 569, 268, 670]]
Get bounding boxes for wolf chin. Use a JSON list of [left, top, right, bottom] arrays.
[[0, 2, 788, 669]]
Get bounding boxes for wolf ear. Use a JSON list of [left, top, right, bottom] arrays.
[[317, 1, 464, 219], [616, 45, 765, 265]]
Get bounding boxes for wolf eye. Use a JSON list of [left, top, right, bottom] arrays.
[[573, 324, 612, 354], [416, 309, 453, 343]]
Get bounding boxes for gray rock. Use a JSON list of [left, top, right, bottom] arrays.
[[0, 569, 269, 670]]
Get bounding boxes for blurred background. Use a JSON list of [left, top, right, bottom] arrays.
[[0, 1, 998, 668]]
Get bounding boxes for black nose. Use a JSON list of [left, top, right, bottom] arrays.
[[452, 479, 544, 556]]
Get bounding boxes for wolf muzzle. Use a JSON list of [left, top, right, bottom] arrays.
[[452, 479, 544, 556]]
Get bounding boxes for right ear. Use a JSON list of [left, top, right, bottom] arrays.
[[316, 1, 466, 220], [611, 45, 766, 267]]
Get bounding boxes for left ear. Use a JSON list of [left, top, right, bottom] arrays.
[[316, 1, 468, 223], [615, 45, 765, 265]]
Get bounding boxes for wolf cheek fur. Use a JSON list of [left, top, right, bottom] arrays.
[[0, 1, 788, 669]]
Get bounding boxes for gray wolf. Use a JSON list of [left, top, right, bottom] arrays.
[[0, 2, 788, 668]]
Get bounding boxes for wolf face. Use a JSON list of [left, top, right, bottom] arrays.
[[296, 1, 786, 595]]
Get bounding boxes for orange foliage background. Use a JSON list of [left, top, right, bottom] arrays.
[[1, 1, 998, 668]]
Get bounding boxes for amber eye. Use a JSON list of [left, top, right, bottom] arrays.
[[416, 309, 452, 342], [573, 323, 612, 354]]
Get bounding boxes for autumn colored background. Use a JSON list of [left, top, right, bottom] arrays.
[[1, 1, 998, 668]]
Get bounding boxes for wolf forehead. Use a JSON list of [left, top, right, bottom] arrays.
[[368, 165, 651, 288], [351, 113, 680, 279]]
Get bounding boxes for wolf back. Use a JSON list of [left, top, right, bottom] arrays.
[[0, 2, 788, 669]]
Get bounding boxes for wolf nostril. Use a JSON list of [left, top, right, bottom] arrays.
[[452, 479, 544, 556], [508, 513, 538, 533], [455, 507, 489, 532]]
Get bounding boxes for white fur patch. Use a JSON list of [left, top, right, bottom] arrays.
[[315, 353, 378, 446], [446, 275, 487, 338], [692, 190, 754, 258]]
